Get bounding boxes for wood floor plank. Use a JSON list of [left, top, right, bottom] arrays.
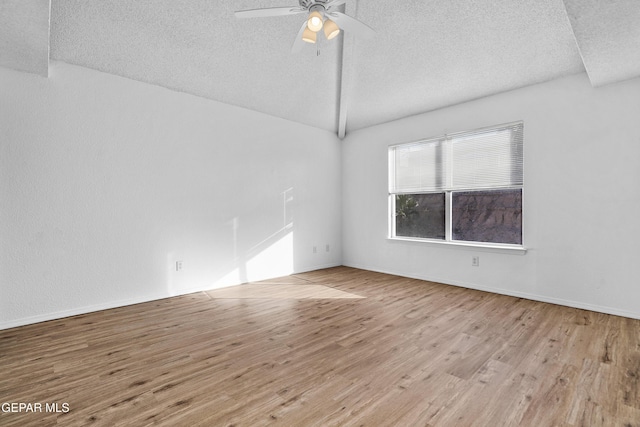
[[1, 266, 639, 426]]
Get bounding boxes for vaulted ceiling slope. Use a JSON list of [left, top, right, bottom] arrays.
[[562, 0, 640, 87], [0, 0, 50, 77], [2, 1, 639, 136]]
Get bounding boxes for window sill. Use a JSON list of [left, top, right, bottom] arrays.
[[387, 237, 527, 255]]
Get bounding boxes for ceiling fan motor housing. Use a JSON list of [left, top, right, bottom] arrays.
[[299, 0, 329, 10]]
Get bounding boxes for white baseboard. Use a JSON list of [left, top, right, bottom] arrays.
[[0, 292, 171, 331], [294, 262, 343, 273], [13, 260, 635, 330], [343, 262, 640, 320], [0, 262, 344, 331]]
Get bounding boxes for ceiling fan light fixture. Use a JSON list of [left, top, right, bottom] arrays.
[[307, 10, 323, 32], [323, 18, 340, 40], [302, 27, 317, 43]]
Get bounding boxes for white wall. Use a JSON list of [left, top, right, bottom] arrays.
[[3, 65, 639, 330], [0, 62, 342, 329], [342, 73, 640, 319]]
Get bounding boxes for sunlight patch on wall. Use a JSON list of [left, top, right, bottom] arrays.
[[245, 231, 294, 283], [213, 267, 242, 289]]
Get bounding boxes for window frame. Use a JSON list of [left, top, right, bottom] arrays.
[[388, 121, 525, 252]]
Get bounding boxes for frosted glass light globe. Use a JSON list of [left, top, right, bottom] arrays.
[[307, 11, 323, 32]]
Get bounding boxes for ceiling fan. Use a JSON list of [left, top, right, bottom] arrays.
[[234, 0, 375, 53]]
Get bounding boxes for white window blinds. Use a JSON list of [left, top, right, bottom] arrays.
[[390, 138, 446, 193], [389, 122, 523, 193]]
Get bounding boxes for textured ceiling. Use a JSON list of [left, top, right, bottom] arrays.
[[50, 0, 342, 132], [2, 1, 639, 135], [344, 0, 585, 131], [0, 0, 50, 76]]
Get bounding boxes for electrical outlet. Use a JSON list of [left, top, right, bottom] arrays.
[[472, 256, 479, 267], [313, 246, 317, 254], [326, 244, 330, 252], [176, 261, 184, 271]]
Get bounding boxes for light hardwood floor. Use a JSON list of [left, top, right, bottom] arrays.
[[1, 267, 639, 426]]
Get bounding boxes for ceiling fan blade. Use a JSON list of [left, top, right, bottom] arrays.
[[327, 11, 375, 39], [235, 6, 305, 19], [291, 22, 309, 54]]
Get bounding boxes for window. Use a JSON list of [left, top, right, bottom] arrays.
[[389, 122, 523, 246]]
